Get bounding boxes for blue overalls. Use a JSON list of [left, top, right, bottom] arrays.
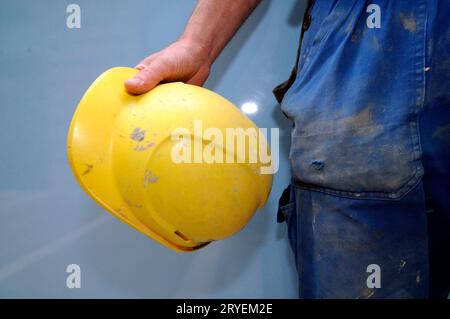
[[274, 0, 450, 298]]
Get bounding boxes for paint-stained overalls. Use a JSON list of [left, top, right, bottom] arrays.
[[274, 0, 450, 298]]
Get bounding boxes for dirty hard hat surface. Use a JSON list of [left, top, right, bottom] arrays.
[[67, 67, 273, 252]]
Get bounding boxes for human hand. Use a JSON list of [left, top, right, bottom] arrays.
[[124, 39, 212, 94]]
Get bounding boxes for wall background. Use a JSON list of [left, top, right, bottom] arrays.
[[0, 0, 305, 298]]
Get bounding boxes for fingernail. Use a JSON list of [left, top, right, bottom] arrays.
[[126, 78, 144, 86]]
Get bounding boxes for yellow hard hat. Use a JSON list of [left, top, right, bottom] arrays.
[[67, 67, 273, 252]]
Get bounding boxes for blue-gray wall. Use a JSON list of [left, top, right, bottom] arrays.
[[0, 0, 305, 298]]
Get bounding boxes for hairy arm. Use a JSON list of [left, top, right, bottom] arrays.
[[125, 0, 261, 94]]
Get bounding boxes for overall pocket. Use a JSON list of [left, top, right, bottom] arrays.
[[277, 185, 297, 254], [281, 1, 427, 200]]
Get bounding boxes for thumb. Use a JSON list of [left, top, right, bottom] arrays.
[[124, 61, 167, 95]]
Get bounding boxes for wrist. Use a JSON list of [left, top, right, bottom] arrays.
[[178, 34, 214, 65]]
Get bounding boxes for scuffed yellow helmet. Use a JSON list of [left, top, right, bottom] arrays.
[[67, 67, 273, 252]]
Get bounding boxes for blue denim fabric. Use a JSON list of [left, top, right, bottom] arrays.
[[281, 181, 430, 298], [278, 0, 450, 298], [282, 0, 430, 199]]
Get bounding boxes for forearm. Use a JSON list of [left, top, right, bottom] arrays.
[[125, 0, 260, 93], [180, 0, 261, 64]]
